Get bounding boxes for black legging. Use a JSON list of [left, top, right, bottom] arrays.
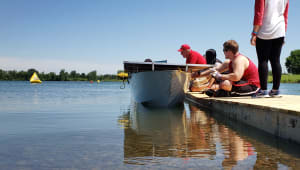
[[256, 37, 284, 90]]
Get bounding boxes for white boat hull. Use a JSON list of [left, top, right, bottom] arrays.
[[130, 70, 190, 107]]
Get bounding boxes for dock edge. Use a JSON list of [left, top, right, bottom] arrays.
[[185, 93, 300, 145]]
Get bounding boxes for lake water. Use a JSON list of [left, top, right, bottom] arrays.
[[0, 81, 300, 170]]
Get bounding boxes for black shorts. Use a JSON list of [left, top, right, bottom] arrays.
[[231, 80, 259, 96]]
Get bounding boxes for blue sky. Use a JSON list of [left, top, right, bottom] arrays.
[[0, 0, 299, 74]]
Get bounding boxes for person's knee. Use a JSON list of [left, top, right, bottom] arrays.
[[220, 80, 232, 91]]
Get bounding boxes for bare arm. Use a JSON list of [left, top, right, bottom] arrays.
[[191, 68, 214, 78], [221, 57, 247, 81], [216, 59, 229, 73], [192, 60, 229, 78], [251, 25, 261, 46]]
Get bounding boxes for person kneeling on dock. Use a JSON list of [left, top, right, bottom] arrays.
[[191, 40, 260, 97]]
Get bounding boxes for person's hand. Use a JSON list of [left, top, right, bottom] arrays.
[[250, 35, 257, 46], [211, 71, 222, 81], [209, 68, 216, 72], [191, 72, 199, 78]]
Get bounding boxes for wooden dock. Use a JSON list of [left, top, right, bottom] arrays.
[[185, 92, 300, 144]]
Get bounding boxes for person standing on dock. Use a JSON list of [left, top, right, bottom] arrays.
[[178, 44, 207, 64], [251, 0, 289, 97], [192, 40, 260, 97]]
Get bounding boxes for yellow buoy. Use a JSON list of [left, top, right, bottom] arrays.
[[117, 72, 128, 78], [118, 72, 128, 89], [97, 80, 100, 83], [30, 72, 42, 84]]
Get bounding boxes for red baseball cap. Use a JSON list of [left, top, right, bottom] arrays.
[[178, 44, 191, 52]]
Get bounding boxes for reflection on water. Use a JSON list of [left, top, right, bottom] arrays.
[[118, 102, 300, 169], [122, 104, 190, 164]]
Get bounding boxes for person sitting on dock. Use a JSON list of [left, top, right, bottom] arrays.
[[178, 44, 207, 64], [192, 40, 260, 97], [190, 49, 223, 92]]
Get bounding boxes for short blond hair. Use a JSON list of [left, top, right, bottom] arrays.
[[223, 40, 239, 54]]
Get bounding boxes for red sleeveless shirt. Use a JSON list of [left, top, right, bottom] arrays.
[[229, 54, 260, 88]]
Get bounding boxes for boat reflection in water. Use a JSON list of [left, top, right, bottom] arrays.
[[118, 103, 252, 168], [118, 102, 300, 169]]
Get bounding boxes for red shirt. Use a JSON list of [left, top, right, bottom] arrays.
[[229, 54, 260, 88], [186, 50, 207, 64]]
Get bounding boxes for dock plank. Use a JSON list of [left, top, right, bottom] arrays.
[[187, 93, 300, 115]]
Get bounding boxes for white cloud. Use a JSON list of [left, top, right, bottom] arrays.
[[0, 57, 122, 74]]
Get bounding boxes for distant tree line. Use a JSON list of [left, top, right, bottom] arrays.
[[0, 68, 122, 81]]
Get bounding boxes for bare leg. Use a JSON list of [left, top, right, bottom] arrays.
[[190, 82, 210, 92], [220, 80, 232, 91], [190, 76, 215, 92], [210, 83, 220, 91]]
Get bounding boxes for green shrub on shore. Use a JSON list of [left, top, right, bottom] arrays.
[[268, 74, 300, 83]]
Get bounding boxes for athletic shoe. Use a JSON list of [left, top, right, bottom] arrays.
[[215, 89, 231, 97], [269, 90, 281, 98], [205, 89, 215, 97], [252, 89, 269, 98]]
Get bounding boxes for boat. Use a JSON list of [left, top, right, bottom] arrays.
[[124, 61, 212, 107], [30, 72, 42, 84]]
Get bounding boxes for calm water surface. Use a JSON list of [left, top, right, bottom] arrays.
[[0, 81, 300, 170]]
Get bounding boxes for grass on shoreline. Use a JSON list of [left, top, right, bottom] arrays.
[[268, 74, 300, 83]]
